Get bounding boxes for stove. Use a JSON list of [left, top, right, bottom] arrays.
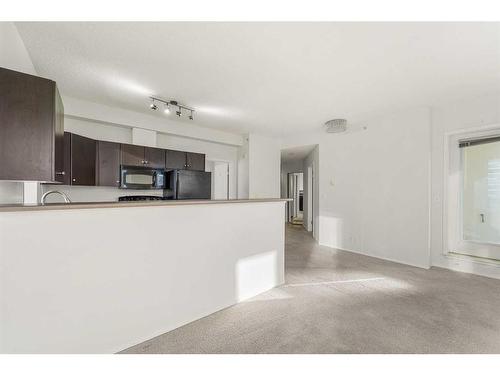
[[118, 195, 167, 202]]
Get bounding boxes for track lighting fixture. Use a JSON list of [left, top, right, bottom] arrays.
[[149, 97, 194, 120]]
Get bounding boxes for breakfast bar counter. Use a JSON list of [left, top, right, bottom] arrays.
[[0, 198, 287, 353]]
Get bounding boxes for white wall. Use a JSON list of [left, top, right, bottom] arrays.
[[0, 22, 36, 75], [63, 96, 243, 147], [0, 201, 285, 353], [0, 22, 37, 204], [237, 136, 249, 199], [430, 93, 500, 278], [248, 134, 281, 199], [282, 108, 431, 268]]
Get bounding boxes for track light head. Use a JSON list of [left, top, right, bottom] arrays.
[[150, 99, 158, 111], [189, 110, 194, 120], [164, 104, 170, 114], [176, 109, 182, 117]]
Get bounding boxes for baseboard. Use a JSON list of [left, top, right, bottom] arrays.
[[432, 253, 500, 280], [319, 242, 430, 270]]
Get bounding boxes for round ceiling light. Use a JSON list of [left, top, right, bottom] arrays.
[[324, 119, 347, 133]]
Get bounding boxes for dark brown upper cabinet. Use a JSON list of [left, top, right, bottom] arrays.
[[0, 67, 64, 182], [121, 144, 165, 168], [166, 150, 205, 171], [186, 152, 206, 171], [66, 133, 96, 186], [121, 144, 144, 167], [165, 149, 188, 170], [97, 140, 121, 187], [144, 147, 165, 168]]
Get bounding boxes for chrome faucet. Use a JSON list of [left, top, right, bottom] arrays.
[[41, 190, 72, 205]]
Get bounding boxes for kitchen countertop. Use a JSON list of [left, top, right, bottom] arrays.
[[0, 198, 290, 213]]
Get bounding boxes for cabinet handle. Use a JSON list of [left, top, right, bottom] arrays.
[[72, 178, 76, 182], [56, 171, 65, 176]]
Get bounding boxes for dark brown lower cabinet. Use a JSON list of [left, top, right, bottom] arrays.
[[97, 141, 121, 187]]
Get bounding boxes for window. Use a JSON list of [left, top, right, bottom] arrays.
[[462, 138, 500, 245], [448, 132, 500, 260]]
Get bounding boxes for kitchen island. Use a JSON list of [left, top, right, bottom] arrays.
[[0, 199, 286, 353]]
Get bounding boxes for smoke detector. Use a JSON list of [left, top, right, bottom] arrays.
[[325, 119, 347, 133]]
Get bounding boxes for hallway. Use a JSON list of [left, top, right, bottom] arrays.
[[122, 225, 500, 354]]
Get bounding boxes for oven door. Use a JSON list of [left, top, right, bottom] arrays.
[[120, 166, 165, 189]]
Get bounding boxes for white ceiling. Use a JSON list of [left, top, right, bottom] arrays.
[[281, 145, 316, 164], [16, 22, 500, 137]]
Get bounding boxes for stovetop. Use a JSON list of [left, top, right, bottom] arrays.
[[118, 195, 167, 202]]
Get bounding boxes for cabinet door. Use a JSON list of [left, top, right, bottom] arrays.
[[97, 141, 121, 187], [0, 68, 55, 181], [121, 144, 145, 167], [53, 87, 65, 183], [144, 146, 165, 169], [63, 132, 72, 185], [71, 133, 96, 186], [165, 149, 187, 169], [186, 152, 206, 171]]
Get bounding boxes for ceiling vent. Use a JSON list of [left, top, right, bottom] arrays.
[[324, 119, 347, 133]]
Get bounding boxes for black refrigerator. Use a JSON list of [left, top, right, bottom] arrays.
[[164, 169, 212, 200]]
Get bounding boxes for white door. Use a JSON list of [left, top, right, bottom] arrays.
[[212, 161, 229, 200], [307, 166, 313, 231]]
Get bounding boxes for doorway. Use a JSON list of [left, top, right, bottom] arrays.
[[287, 172, 304, 225], [207, 160, 229, 200]]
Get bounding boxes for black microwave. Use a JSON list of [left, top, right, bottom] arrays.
[[120, 165, 166, 189]]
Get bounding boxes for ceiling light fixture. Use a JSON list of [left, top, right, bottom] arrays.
[[149, 97, 194, 120], [325, 118, 347, 133]]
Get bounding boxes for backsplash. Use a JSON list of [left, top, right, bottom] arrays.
[[0, 181, 23, 204], [40, 185, 163, 203]]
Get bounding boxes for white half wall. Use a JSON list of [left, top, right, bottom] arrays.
[[0, 201, 286, 353]]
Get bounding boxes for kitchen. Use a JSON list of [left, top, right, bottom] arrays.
[[0, 60, 286, 353]]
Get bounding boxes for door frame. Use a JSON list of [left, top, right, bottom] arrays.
[[444, 123, 500, 261], [206, 158, 231, 200]]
